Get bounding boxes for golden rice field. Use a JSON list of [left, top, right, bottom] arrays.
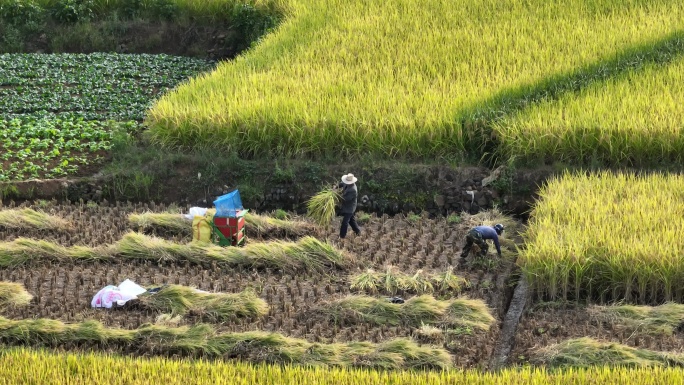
[[3, 347, 684, 385], [147, 0, 684, 161], [494, 51, 684, 165], [518, 171, 684, 303]]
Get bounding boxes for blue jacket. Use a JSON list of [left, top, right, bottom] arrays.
[[474, 226, 501, 255]]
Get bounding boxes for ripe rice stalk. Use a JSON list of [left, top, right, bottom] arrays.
[[315, 295, 494, 332], [349, 268, 382, 294], [377, 338, 453, 371], [0, 238, 108, 267], [531, 337, 684, 369], [295, 236, 352, 269], [116, 233, 347, 272], [349, 267, 468, 295], [460, 208, 521, 238], [244, 212, 315, 238], [138, 286, 268, 322], [495, 53, 684, 166], [443, 298, 496, 331], [306, 187, 341, 227], [383, 266, 405, 295], [415, 322, 444, 344], [155, 314, 183, 327], [520, 171, 684, 303], [431, 268, 469, 292], [319, 295, 401, 326], [0, 316, 452, 370], [195, 289, 268, 321], [146, 0, 684, 161], [340, 343, 403, 370], [0, 208, 71, 231], [0, 282, 32, 309], [8, 347, 684, 383], [402, 295, 447, 325], [410, 270, 434, 294], [0, 233, 347, 272], [588, 303, 684, 337], [128, 211, 314, 238], [129, 212, 191, 235], [116, 232, 211, 263]]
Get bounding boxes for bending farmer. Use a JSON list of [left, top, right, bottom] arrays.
[[338, 173, 361, 239], [459, 224, 504, 265]]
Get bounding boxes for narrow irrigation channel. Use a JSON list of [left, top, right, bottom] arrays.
[[489, 275, 529, 371]]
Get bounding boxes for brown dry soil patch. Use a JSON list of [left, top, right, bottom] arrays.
[[511, 305, 684, 364], [0, 201, 521, 368]]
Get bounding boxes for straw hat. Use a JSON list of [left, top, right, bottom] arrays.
[[341, 173, 358, 184]]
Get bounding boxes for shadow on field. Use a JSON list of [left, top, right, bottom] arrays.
[[460, 30, 684, 162]]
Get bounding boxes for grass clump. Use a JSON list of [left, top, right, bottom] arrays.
[[306, 187, 341, 227], [588, 303, 684, 336], [350, 267, 468, 295], [446, 214, 461, 224], [356, 212, 372, 224], [532, 337, 684, 369], [0, 208, 70, 231], [0, 317, 452, 370], [316, 295, 494, 332], [138, 286, 268, 322], [0, 282, 32, 310]]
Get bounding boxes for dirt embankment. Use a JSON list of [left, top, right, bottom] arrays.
[[16, 21, 244, 60]]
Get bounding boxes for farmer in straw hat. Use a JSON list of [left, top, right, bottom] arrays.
[[337, 173, 361, 239], [459, 224, 504, 266]]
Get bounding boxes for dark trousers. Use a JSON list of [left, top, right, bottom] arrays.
[[340, 213, 361, 238], [460, 229, 488, 259]]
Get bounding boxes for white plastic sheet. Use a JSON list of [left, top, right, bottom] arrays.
[[91, 279, 147, 309], [118, 279, 146, 297], [184, 207, 208, 220]]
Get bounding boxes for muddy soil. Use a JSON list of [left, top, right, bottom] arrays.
[[0, 201, 521, 368]]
